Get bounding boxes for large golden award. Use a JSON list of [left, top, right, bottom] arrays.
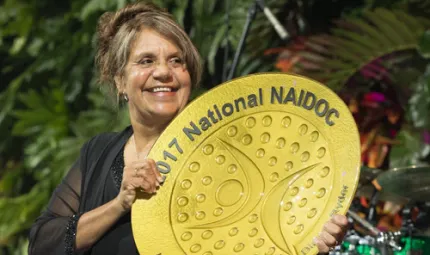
[[132, 73, 361, 255]]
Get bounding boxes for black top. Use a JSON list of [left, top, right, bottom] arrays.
[[28, 126, 138, 255]]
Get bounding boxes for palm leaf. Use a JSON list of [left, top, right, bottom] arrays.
[[274, 8, 429, 90]]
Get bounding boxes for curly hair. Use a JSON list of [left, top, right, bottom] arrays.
[[95, 2, 202, 94]]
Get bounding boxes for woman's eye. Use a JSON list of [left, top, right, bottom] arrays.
[[170, 57, 183, 66], [139, 59, 153, 65]]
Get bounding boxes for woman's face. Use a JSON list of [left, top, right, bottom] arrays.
[[119, 29, 192, 124]]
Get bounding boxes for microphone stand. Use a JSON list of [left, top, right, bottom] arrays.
[[225, 0, 289, 81], [226, 1, 258, 81], [222, 0, 231, 82]]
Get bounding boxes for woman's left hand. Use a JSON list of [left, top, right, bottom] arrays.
[[314, 214, 349, 254]]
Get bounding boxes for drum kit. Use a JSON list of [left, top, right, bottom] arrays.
[[331, 165, 430, 255]]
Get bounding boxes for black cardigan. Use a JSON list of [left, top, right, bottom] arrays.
[[28, 126, 139, 254]]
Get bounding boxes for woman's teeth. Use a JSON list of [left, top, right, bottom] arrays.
[[151, 87, 173, 92]]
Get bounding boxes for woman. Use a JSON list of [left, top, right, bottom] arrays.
[[28, 2, 348, 254]]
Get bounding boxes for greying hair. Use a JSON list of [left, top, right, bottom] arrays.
[[96, 2, 202, 95]]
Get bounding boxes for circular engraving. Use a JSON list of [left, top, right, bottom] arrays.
[[233, 243, 245, 252], [227, 126, 237, 137], [177, 213, 189, 223], [202, 230, 213, 239], [308, 208, 318, 218], [305, 178, 314, 188], [229, 227, 239, 236], [190, 244, 201, 253], [294, 224, 304, 234], [266, 247, 276, 255], [214, 240, 225, 250], [227, 164, 237, 174], [203, 144, 214, 155], [283, 201, 293, 211], [269, 172, 279, 182], [310, 131, 319, 142], [254, 238, 265, 248], [285, 161, 293, 171], [256, 148, 265, 158], [203, 252, 213, 255], [177, 196, 189, 207], [268, 157, 277, 166], [290, 142, 300, 153], [317, 147, 326, 158], [320, 166, 330, 177], [215, 180, 244, 206], [213, 207, 223, 216], [287, 216, 296, 225], [189, 162, 200, 173], [202, 176, 213, 185], [299, 124, 308, 135], [262, 115, 272, 126], [316, 188, 326, 198], [215, 155, 225, 164], [261, 132, 270, 143], [289, 187, 299, 196], [301, 151, 310, 162], [248, 228, 258, 237], [276, 137, 286, 149], [281, 116, 291, 127], [299, 198, 308, 207], [248, 214, 258, 223], [196, 194, 206, 203], [241, 134, 252, 145], [181, 180, 192, 190], [245, 117, 256, 128], [181, 231, 192, 241]]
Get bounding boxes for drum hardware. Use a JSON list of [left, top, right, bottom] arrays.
[[367, 187, 380, 225], [347, 209, 403, 254]]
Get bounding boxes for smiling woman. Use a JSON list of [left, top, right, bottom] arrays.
[[27, 1, 349, 255], [28, 2, 202, 255]]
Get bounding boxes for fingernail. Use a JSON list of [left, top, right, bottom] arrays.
[[157, 176, 163, 182]]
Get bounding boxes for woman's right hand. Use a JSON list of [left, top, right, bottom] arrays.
[[116, 158, 163, 212]]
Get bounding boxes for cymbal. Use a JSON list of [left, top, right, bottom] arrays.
[[354, 184, 409, 204], [359, 166, 383, 186], [373, 165, 430, 202], [131, 73, 360, 255]]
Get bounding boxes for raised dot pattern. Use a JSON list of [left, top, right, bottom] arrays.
[[171, 112, 333, 254]]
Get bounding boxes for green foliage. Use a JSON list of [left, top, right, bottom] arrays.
[[276, 8, 429, 90], [390, 63, 430, 167]]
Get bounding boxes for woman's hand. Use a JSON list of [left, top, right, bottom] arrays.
[[315, 214, 349, 254], [116, 158, 163, 212]]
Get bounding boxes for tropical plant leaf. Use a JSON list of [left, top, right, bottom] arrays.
[[272, 8, 430, 90], [419, 30, 430, 58]]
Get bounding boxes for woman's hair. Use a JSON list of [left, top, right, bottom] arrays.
[[95, 2, 202, 94]]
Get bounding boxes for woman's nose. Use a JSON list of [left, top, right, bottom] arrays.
[[152, 62, 172, 82]]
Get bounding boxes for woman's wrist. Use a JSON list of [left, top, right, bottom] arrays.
[[113, 196, 129, 216]]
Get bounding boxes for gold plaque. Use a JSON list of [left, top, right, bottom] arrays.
[[132, 73, 360, 255]]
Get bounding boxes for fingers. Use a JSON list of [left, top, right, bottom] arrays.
[[331, 214, 349, 230], [147, 159, 164, 183], [314, 236, 331, 254], [125, 159, 163, 194], [315, 214, 348, 254], [323, 220, 344, 241]]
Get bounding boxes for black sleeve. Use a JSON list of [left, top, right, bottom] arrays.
[[28, 158, 83, 255]]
